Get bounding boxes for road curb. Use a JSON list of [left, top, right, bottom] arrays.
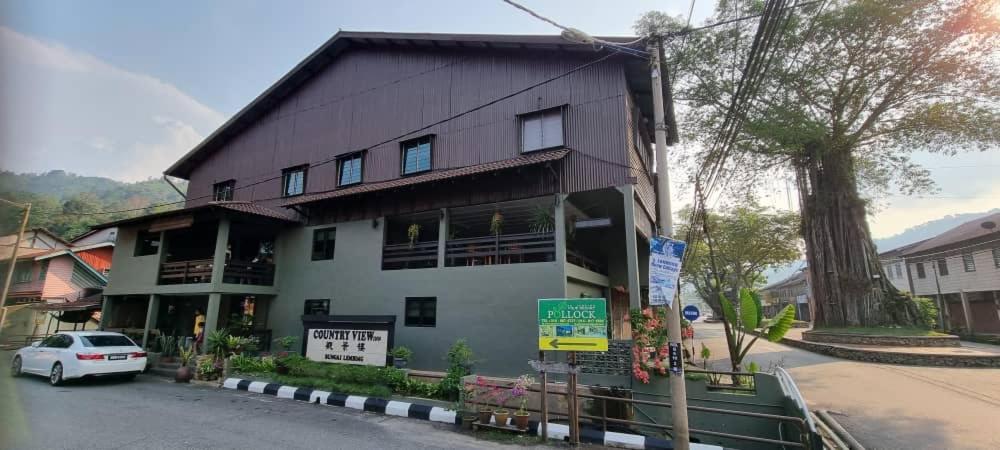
[[222, 377, 719, 450]]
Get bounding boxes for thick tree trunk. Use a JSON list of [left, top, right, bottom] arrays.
[[795, 143, 919, 327]]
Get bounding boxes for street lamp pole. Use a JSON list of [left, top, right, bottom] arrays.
[[649, 37, 690, 449], [0, 199, 31, 339]]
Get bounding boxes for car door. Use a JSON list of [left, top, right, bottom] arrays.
[[23, 336, 56, 374]]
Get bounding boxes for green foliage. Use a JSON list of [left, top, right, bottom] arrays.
[[273, 336, 298, 351], [154, 335, 177, 357], [439, 339, 476, 400], [739, 289, 760, 331], [177, 343, 195, 366], [205, 330, 230, 358], [229, 354, 276, 374], [746, 361, 759, 374], [0, 170, 185, 238], [913, 297, 939, 329], [389, 346, 413, 360], [766, 305, 797, 342], [271, 374, 393, 399], [720, 294, 737, 324]]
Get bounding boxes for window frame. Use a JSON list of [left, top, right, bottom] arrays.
[[404, 297, 437, 327], [915, 262, 926, 279], [311, 227, 337, 261], [13, 261, 33, 283], [134, 230, 161, 257], [936, 259, 949, 276], [337, 152, 364, 187], [213, 179, 236, 202], [400, 135, 434, 176], [281, 165, 308, 197], [519, 106, 566, 153], [962, 253, 976, 272], [38, 260, 49, 281]]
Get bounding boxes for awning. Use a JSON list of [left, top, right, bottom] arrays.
[[284, 148, 570, 207], [30, 299, 102, 312]]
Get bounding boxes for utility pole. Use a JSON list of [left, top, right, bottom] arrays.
[[650, 37, 690, 449], [0, 199, 31, 339]]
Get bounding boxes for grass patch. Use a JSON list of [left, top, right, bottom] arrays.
[[812, 326, 948, 337], [271, 374, 392, 398]]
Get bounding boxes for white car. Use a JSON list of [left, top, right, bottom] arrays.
[[10, 331, 147, 385]]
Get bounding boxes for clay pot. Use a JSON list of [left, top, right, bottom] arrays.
[[493, 409, 510, 426], [477, 409, 493, 424], [513, 412, 530, 430], [461, 415, 476, 430], [175, 365, 193, 383]]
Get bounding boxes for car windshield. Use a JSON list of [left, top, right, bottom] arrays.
[[80, 335, 135, 347]]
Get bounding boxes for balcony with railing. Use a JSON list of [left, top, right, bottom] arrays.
[[445, 198, 556, 267], [156, 219, 277, 286], [382, 211, 440, 270]]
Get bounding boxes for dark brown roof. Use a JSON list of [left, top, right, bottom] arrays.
[[284, 149, 570, 207], [902, 212, 1000, 256], [878, 238, 929, 259], [164, 31, 649, 179], [92, 201, 300, 229]]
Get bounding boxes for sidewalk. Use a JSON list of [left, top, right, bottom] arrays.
[[777, 328, 1000, 367]]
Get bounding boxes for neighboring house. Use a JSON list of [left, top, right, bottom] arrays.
[[0, 230, 112, 344], [760, 269, 812, 322], [877, 239, 928, 293], [96, 32, 660, 374], [879, 213, 1000, 334]]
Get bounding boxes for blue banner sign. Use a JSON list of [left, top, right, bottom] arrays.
[[649, 236, 686, 307]]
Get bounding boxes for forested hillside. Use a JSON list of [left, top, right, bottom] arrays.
[[0, 171, 186, 239]]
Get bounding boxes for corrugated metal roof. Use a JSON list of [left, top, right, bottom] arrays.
[[164, 31, 647, 179], [283, 148, 570, 206], [91, 201, 301, 229], [902, 212, 1000, 256]]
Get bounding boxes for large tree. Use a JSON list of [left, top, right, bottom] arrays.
[[639, 0, 999, 327]]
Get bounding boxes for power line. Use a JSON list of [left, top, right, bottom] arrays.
[[55, 51, 622, 217], [500, 0, 649, 56], [666, 0, 824, 38]]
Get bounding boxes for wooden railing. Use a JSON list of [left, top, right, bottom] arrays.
[[382, 241, 439, 270], [445, 232, 555, 267], [158, 259, 214, 284], [567, 249, 608, 275], [223, 260, 275, 286]]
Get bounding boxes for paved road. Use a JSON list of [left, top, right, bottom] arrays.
[[694, 322, 1000, 450], [0, 352, 553, 450]]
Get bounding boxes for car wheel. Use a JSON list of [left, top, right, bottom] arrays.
[[49, 362, 64, 386], [11, 356, 22, 377]]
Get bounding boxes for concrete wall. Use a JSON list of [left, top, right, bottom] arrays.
[[103, 225, 162, 296], [910, 247, 1000, 296], [269, 218, 566, 376]]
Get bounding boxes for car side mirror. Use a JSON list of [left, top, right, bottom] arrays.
[[31, 341, 41, 348]]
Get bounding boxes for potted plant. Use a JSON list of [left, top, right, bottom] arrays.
[[511, 374, 535, 430], [273, 335, 298, 357], [474, 376, 494, 424], [407, 223, 421, 248], [489, 210, 504, 236], [459, 383, 478, 430], [175, 343, 195, 383], [158, 335, 177, 363], [528, 207, 554, 233], [390, 346, 413, 368], [492, 387, 511, 426]]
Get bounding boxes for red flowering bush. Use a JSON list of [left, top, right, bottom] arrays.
[[628, 307, 669, 384]]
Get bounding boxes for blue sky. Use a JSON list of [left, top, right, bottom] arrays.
[[0, 0, 996, 239]]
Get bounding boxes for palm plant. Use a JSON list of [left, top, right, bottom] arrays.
[[718, 288, 796, 372]]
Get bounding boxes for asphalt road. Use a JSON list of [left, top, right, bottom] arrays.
[[0, 351, 553, 450], [693, 322, 1000, 450]]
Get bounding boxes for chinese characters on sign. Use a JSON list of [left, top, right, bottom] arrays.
[[305, 328, 389, 366], [537, 298, 609, 351], [649, 236, 687, 307]]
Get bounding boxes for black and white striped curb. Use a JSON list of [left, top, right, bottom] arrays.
[[222, 378, 721, 450]]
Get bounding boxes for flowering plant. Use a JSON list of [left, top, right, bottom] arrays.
[[511, 374, 535, 415], [474, 376, 495, 411], [628, 307, 670, 383]]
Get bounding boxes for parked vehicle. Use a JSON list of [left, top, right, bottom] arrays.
[[10, 331, 147, 385]]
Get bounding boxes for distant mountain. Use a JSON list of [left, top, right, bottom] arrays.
[[874, 209, 1000, 253], [0, 170, 186, 239]]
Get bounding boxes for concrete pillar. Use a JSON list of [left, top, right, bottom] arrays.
[[554, 193, 568, 265], [141, 294, 159, 349], [619, 185, 642, 310], [437, 208, 448, 268], [99, 296, 113, 330], [211, 218, 231, 285], [204, 293, 222, 352], [959, 290, 974, 334]]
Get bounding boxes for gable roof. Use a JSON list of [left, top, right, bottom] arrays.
[[164, 31, 649, 179], [878, 238, 929, 259], [902, 212, 1000, 257]]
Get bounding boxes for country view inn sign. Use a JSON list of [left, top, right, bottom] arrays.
[[302, 315, 396, 367]]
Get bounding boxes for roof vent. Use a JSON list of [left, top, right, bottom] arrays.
[[982, 220, 997, 230]]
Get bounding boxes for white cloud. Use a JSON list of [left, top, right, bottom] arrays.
[[0, 26, 226, 182]]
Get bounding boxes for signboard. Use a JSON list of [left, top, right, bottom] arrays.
[[305, 328, 389, 366], [649, 236, 687, 307], [682, 305, 700, 321], [668, 342, 683, 374], [301, 315, 395, 367], [538, 298, 608, 351]]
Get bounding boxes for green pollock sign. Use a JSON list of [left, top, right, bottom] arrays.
[[537, 298, 608, 351]]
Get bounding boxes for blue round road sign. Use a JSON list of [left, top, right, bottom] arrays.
[[682, 305, 700, 321]]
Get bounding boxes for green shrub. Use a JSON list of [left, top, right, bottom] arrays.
[[389, 346, 413, 360], [438, 339, 476, 400], [229, 354, 276, 375], [272, 374, 393, 398], [913, 296, 938, 329]]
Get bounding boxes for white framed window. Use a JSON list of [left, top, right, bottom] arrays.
[[520, 108, 564, 153], [962, 253, 976, 272]]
